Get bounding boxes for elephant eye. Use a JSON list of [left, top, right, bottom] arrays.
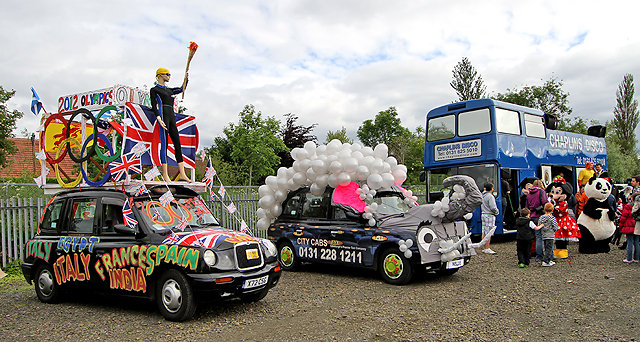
[[418, 227, 436, 252]]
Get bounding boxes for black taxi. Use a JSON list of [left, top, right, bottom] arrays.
[[21, 185, 281, 321]]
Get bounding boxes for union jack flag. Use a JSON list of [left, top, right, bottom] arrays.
[[160, 191, 174, 207], [166, 231, 180, 244], [152, 210, 161, 221], [198, 149, 207, 161], [161, 229, 254, 247], [175, 216, 189, 231], [226, 202, 237, 214], [131, 142, 148, 158], [144, 165, 161, 181], [109, 152, 142, 181], [240, 220, 253, 236], [132, 183, 149, 196], [123, 103, 199, 169], [122, 198, 138, 229], [202, 157, 216, 188], [218, 185, 226, 199]]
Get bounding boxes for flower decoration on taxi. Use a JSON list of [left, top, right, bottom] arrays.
[[256, 140, 414, 230]]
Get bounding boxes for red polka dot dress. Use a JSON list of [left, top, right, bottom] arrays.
[[554, 201, 581, 241]]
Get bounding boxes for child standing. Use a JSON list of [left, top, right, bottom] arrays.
[[537, 202, 559, 266], [626, 194, 640, 263], [481, 183, 499, 254], [516, 208, 543, 268]]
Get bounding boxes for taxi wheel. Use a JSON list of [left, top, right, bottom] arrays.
[[379, 248, 412, 285], [278, 241, 300, 271], [156, 269, 197, 322], [34, 264, 62, 303]]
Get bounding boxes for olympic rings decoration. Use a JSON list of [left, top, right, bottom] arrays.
[[93, 105, 122, 162], [40, 113, 68, 164], [66, 108, 97, 163], [144, 200, 193, 225], [54, 137, 83, 188], [80, 133, 113, 187]]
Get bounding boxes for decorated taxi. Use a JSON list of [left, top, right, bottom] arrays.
[[257, 140, 488, 285], [21, 185, 281, 321]]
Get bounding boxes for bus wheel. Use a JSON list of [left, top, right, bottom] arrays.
[[379, 248, 412, 285], [157, 269, 197, 322], [278, 241, 300, 271]]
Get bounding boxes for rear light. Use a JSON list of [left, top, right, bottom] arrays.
[[215, 277, 234, 284], [274, 265, 281, 272]]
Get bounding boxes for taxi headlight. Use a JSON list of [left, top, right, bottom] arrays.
[[261, 239, 277, 258], [203, 249, 217, 266]]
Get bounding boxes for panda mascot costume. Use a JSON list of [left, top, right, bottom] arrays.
[[546, 181, 580, 258], [577, 176, 616, 253]]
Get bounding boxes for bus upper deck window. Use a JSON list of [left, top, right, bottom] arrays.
[[427, 114, 455, 141], [524, 113, 546, 138], [458, 108, 491, 137], [496, 108, 521, 135]]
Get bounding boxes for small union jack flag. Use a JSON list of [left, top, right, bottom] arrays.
[[226, 202, 237, 214], [122, 198, 138, 229], [110, 152, 142, 181], [175, 216, 189, 231], [144, 165, 161, 181], [218, 185, 226, 199], [35, 150, 46, 161], [132, 183, 149, 196], [198, 149, 207, 161], [166, 231, 180, 244], [202, 157, 216, 188], [131, 142, 148, 158], [240, 220, 253, 236], [160, 191, 174, 207], [152, 210, 160, 221]]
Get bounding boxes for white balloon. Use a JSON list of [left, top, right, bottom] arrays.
[[381, 162, 391, 174], [311, 160, 327, 174], [464, 213, 473, 220], [367, 174, 383, 189], [341, 142, 352, 150], [360, 156, 374, 168], [361, 185, 370, 193], [296, 148, 309, 160], [359, 194, 366, 200], [329, 161, 344, 174], [287, 178, 298, 190], [274, 190, 287, 202], [370, 202, 378, 211], [337, 172, 351, 186], [304, 141, 316, 154], [351, 143, 362, 151], [286, 167, 295, 179], [406, 190, 413, 197], [310, 182, 324, 196], [351, 151, 364, 161], [259, 195, 275, 209], [370, 158, 384, 174], [364, 206, 372, 213], [411, 196, 418, 202], [326, 154, 338, 164], [277, 167, 288, 178], [399, 244, 407, 252], [317, 154, 327, 162], [258, 185, 273, 197], [316, 145, 327, 156], [355, 165, 370, 181], [368, 218, 376, 226], [405, 239, 413, 248], [327, 173, 340, 188], [306, 167, 318, 181], [369, 189, 376, 197], [431, 208, 439, 216], [293, 172, 307, 185], [381, 173, 395, 188], [434, 201, 442, 210], [315, 174, 329, 188], [271, 203, 283, 216], [385, 156, 398, 169], [363, 212, 373, 219], [366, 194, 373, 200], [277, 177, 289, 191], [256, 208, 267, 219], [392, 169, 407, 185], [299, 158, 312, 171], [441, 197, 450, 205], [343, 158, 358, 173], [327, 139, 342, 155], [361, 146, 374, 157], [292, 160, 302, 172], [373, 144, 388, 159], [404, 250, 412, 258], [256, 218, 271, 230], [290, 148, 299, 161], [266, 176, 279, 190], [394, 164, 408, 173]]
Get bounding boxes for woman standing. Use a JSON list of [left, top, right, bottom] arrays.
[[150, 67, 190, 182]]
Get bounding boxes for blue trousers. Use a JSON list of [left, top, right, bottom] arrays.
[[626, 234, 640, 262]]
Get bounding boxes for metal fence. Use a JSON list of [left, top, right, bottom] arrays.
[[0, 198, 49, 268]]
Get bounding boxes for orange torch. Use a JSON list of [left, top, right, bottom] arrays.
[[182, 41, 198, 98]]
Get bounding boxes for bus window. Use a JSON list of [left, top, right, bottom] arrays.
[[496, 108, 521, 135], [458, 164, 497, 194], [427, 114, 455, 142], [427, 168, 453, 202], [524, 113, 546, 138], [458, 108, 491, 137]]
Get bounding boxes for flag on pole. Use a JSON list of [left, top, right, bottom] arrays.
[[30, 87, 44, 116], [226, 202, 237, 214], [152, 210, 161, 221], [109, 152, 143, 181], [144, 165, 161, 181], [198, 149, 206, 161], [160, 191, 175, 207], [175, 216, 189, 231], [218, 185, 226, 199], [132, 183, 149, 196], [240, 220, 253, 236], [33, 175, 45, 188], [35, 150, 46, 161], [202, 157, 215, 188], [122, 198, 138, 229]]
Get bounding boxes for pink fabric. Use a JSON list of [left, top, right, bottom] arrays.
[[332, 182, 366, 212]]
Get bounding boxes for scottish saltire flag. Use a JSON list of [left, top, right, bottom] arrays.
[[226, 202, 237, 214], [132, 183, 149, 196], [160, 191, 174, 207], [176, 216, 189, 231], [202, 157, 215, 188], [122, 198, 138, 229], [123, 103, 199, 168], [109, 152, 142, 181], [30, 88, 44, 116], [218, 185, 226, 199], [240, 220, 253, 236], [144, 165, 161, 181]]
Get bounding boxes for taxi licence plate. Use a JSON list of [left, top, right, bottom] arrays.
[[246, 249, 259, 260], [242, 275, 269, 289], [447, 259, 464, 269]]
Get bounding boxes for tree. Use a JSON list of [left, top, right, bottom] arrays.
[[605, 127, 639, 183], [493, 77, 575, 130], [217, 105, 287, 186], [357, 107, 410, 147], [450, 57, 487, 102], [278, 113, 317, 168], [610, 73, 639, 154], [390, 127, 424, 185], [0, 86, 25, 167], [324, 127, 353, 144]]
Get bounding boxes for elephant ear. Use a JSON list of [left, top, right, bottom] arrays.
[[332, 181, 366, 213], [442, 175, 483, 223]]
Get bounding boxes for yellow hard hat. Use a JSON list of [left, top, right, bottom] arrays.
[[156, 67, 170, 76]]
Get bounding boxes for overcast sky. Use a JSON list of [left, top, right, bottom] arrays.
[[2, 0, 640, 148]]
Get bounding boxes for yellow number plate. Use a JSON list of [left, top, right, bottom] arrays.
[[246, 249, 259, 260]]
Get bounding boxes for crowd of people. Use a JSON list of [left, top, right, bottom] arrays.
[[479, 162, 640, 267]]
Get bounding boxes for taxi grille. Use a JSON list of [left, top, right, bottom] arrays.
[[235, 242, 264, 271]]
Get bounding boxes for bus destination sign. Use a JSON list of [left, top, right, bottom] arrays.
[[434, 139, 481, 161]]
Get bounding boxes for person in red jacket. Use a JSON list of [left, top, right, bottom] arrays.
[[618, 193, 639, 262]]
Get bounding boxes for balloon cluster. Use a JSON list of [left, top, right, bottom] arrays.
[[430, 184, 466, 218], [256, 140, 411, 230], [397, 239, 414, 259]]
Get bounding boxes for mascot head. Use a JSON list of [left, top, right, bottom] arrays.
[[546, 182, 573, 203], [584, 176, 611, 201]]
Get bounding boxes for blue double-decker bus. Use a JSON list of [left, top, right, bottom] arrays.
[[423, 99, 607, 235]]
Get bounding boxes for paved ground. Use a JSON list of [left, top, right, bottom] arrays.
[[1, 238, 639, 341]]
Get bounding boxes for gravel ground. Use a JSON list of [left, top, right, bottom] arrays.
[[1, 238, 639, 341]]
